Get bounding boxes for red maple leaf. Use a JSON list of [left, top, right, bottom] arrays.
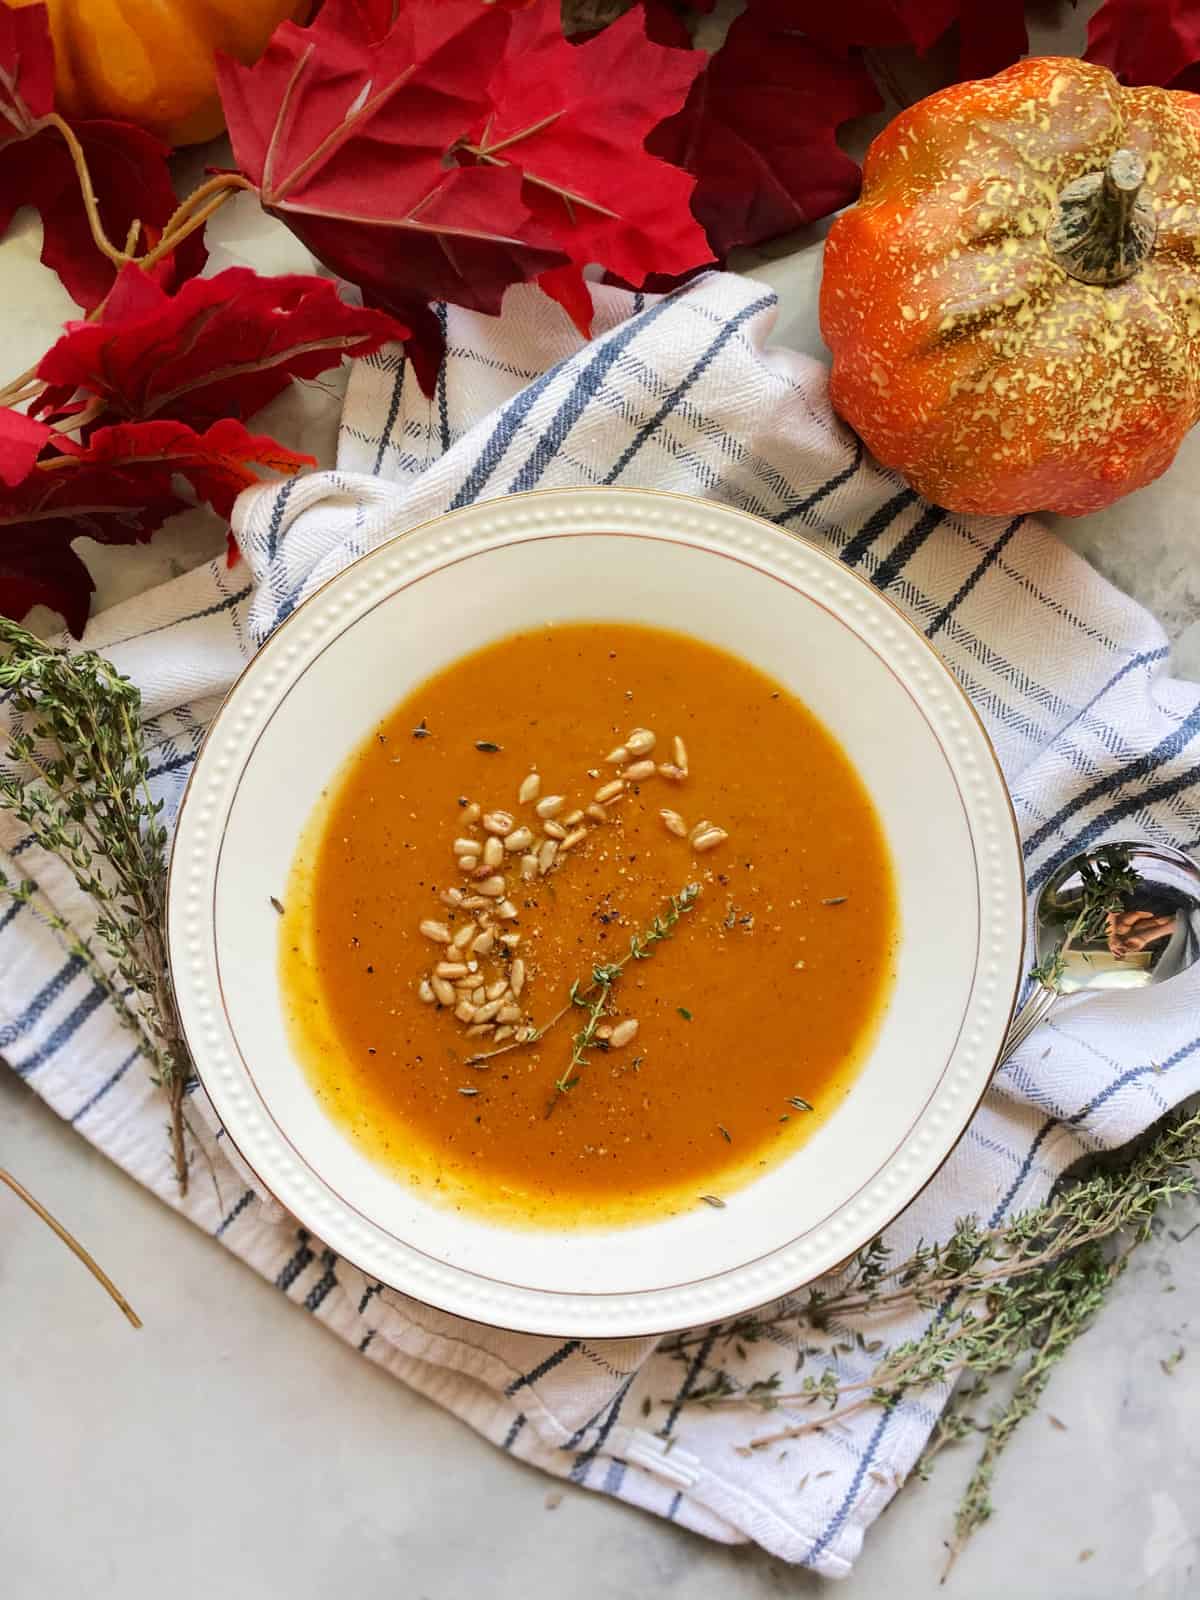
[[36, 265, 409, 429], [473, 3, 711, 303], [0, 415, 312, 634], [1086, 0, 1200, 90], [217, 0, 568, 388], [783, 0, 1027, 81], [648, 0, 881, 260], [0, 4, 205, 310]]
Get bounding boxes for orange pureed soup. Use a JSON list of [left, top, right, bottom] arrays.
[[281, 623, 897, 1227]]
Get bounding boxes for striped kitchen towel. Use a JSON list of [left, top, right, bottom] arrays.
[[4, 271, 1200, 1578]]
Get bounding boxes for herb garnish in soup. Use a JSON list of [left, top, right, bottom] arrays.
[[280, 623, 897, 1227]]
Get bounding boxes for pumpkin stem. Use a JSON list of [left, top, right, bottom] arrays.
[[1047, 148, 1156, 286]]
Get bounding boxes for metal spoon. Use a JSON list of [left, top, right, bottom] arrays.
[[1001, 841, 1200, 1062]]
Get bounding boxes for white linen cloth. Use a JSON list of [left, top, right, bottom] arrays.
[[3, 272, 1200, 1578]]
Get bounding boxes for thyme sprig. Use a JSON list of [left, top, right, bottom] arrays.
[[657, 1106, 1200, 1568], [0, 620, 191, 1189], [465, 882, 701, 1076]]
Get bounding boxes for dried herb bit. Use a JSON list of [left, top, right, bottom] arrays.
[[787, 1096, 814, 1112], [717, 1124, 732, 1143], [269, 895, 286, 916], [678, 1006, 693, 1021], [457, 1085, 480, 1097], [700, 1194, 726, 1209], [821, 895, 848, 907], [641, 1395, 653, 1417], [412, 718, 431, 739], [0, 620, 190, 1190], [474, 739, 502, 753]]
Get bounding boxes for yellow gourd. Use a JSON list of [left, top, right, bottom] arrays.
[[4, 0, 308, 146]]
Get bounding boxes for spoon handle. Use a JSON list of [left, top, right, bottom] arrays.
[[998, 984, 1058, 1063]]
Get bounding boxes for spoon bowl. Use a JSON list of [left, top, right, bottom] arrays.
[[1002, 841, 1200, 1060]]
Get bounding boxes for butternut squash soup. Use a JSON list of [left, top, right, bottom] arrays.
[[280, 623, 897, 1228]]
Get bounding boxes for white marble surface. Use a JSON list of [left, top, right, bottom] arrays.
[[5, 22, 1200, 1593]]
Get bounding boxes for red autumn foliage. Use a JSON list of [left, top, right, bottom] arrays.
[[0, 5, 204, 309], [36, 266, 409, 429], [1085, 0, 1200, 92]]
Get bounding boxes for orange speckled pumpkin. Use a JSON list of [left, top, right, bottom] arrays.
[[820, 57, 1200, 517], [4, 0, 308, 146]]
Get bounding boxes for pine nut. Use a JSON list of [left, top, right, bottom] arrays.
[[471, 985, 486, 1005], [485, 979, 508, 1002], [538, 839, 558, 873], [520, 853, 539, 882], [595, 1023, 613, 1041], [543, 820, 567, 840], [482, 810, 514, 836], [536, 794, 565, 818], [472, 928, 495, 956], [658, 763, 685, 781], [451, 921, 477, 950], [660, 809, 687, 837], [510, 958, 526, 997], [453, 837, 479, 855], [474, 998, 504, 1023], [626, 728, 656, 756], [604, 745, 628, 765], [461, 802, 481, 824], [436, 961, 469, 978], [432, 975, 456, 1006], [518, 773, 541, 805], [622, 759, 656, 782], [563, 809, 584, 826], [610, 1018, 639, 1048], [454, 1000, 475, 1023], [419, 919, 451, 943], [418, 979, 436, 1004], [692, 827, 728, 853], [440, 887, 465, 908], [560, 827, 587, 852], [459, 855, 479, 871], [466, 1022, 494, 1038], [594, 779, 624, 803], [497, 1003, 521, 1024], [505, 826, 534, 852], [477, 875, 507, 897], [482, 836, 503, 868], [493, 1026, 515, 1042], [585, 803, 607, 822], [689, 819, 714, 842], [499, 932, 521, 949], [496, 899, 519, 920], [673, 735, 688, 772]]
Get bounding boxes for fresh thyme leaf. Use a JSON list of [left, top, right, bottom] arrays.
[[0, 620, 191, 1190], [678, 1006, 693, 1021], [457, 1086, 479, 1097], [269, 895, 285, 916], [718, 1124, 732, 1142]]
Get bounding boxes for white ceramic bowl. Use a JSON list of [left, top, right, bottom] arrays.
[[168, 487, 1024, 1336]]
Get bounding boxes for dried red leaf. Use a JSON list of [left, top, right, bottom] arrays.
[[783, 0, 1027, 80], [0, 416, 312, 634], [649, 0, 881, 259], [36, 265, 408, 429], [217, 0, 567, 382], [0, 6, 205, 310], [476, 3, 711, 303], [65, 418, 314, 519], [0, 409, 53, 488], [1085, 0, 1200, 89]]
